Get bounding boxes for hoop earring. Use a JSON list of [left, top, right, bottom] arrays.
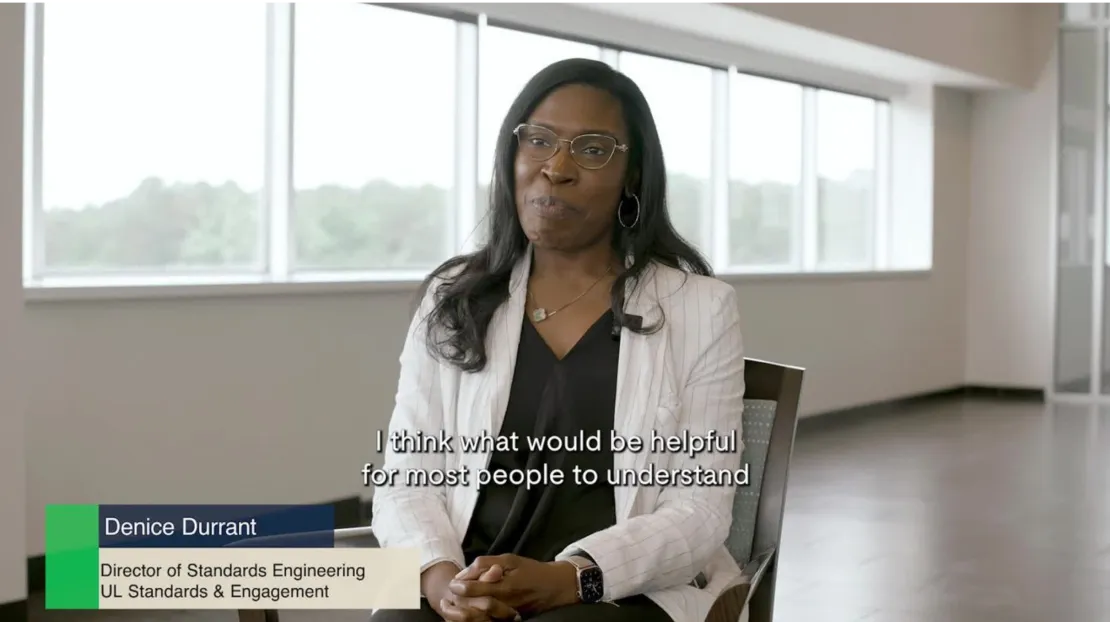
[[618, 193, 641, 229]]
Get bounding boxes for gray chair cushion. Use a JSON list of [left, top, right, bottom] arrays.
[[724, 398, 778, 565]]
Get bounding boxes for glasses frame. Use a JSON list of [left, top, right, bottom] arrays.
[[512, 123, 630, 170]]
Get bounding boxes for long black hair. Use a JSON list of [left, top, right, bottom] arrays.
[[418, 57, 711, 372]]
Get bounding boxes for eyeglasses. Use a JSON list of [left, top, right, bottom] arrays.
[[513, 123, 629, 170]]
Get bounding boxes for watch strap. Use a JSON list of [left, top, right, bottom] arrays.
[[566, 549, 596, 564], [566, 554, 597, 571]]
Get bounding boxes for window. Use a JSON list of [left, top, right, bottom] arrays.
[[728, 74, 803, 269], [815, 90, 877, 270], [616, 52, 713, 253], [35, 3, 267, 275], [292, 4, 457, 272], [22, 3, 903, 290]]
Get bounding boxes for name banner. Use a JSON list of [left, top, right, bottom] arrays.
[[46, 504, 420, 610]]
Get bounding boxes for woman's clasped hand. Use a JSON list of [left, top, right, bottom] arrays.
[[423, 561, 516, 622], [428, 555, 580, 621]]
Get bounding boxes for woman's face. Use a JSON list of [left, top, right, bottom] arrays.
[[514, 84, 631, 252]]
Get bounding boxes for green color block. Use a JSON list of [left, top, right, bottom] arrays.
[[45, 504, 99, 610]]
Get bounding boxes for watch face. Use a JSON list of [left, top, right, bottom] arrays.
[[580, 567, 604, 603]]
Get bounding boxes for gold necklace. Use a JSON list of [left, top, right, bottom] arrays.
[[528, 266, 613, 323]]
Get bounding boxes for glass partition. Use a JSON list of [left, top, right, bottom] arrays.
[[1055, 27, 1100, 395]]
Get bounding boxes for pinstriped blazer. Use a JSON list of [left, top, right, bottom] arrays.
[[371, 248, 747, 622]]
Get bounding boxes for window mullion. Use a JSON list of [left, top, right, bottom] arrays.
[[600, 47, 619, 68], [264, 2, 294, 280], [710, 68, 730, 269], [873, 102, 891, 270], [454, 19, 478, 255], [24, 3, 45, 283], [800, 87, 818, 271]]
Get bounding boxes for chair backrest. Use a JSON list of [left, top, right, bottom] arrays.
[[723, 358, 804, 565]]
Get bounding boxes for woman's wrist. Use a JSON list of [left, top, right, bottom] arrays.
[[421, 560, 462, 601], [546, 561, 581, 608]]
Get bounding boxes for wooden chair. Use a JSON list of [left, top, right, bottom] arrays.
[[235, 357, 804, 622]]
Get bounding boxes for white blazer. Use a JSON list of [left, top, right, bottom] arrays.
[[372, 249, 747, 622]]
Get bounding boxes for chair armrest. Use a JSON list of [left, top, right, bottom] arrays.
[[225, 525, 379, 549], [333, 525, 379, 548], [703, 547, 776, 622], [739, 546, 775, 597]]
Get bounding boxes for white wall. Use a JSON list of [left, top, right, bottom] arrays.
[[10, 3, 1054, 562], [964, 44, 1056, 387], [0, 2, 28, 606]]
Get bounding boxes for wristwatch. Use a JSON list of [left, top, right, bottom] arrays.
[[566, 555, 604, 604]]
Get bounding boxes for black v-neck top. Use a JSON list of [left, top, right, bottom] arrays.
[[461, 311, 620, 563]]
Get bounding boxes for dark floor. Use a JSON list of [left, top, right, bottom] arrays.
[[28, 396, 1110, 622], [774, 396, 1109, 621]]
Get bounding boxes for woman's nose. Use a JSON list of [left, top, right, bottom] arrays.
[[542, 145, 576, 184]]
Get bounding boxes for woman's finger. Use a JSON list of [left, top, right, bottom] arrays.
[[479, 564, 504, 582], [468, 596, 521, 622], [448, 579, 498, 598], [455, 564, 484, 581], [439, 598, 489, 622]]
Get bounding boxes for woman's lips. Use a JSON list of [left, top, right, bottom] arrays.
[[531, 195, 576, 219]]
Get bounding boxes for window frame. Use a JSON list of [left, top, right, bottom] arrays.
[[21, 1, 910, 301]]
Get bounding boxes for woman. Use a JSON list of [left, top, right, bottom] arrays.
[[371, 58, 747, 622]]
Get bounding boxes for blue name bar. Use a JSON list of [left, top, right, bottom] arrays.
[[99, 504, 335, 548]]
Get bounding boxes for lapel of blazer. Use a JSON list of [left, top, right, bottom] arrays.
[[452, 250, 530, 538], [486, 250, 530, 436], [612, 261, 676, 520], [462, 249, 529, 440]]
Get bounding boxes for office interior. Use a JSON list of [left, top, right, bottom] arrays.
[[0, 2, 1107, 621]]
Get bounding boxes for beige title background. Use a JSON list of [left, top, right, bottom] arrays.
[[97, 547, 420, 610]]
